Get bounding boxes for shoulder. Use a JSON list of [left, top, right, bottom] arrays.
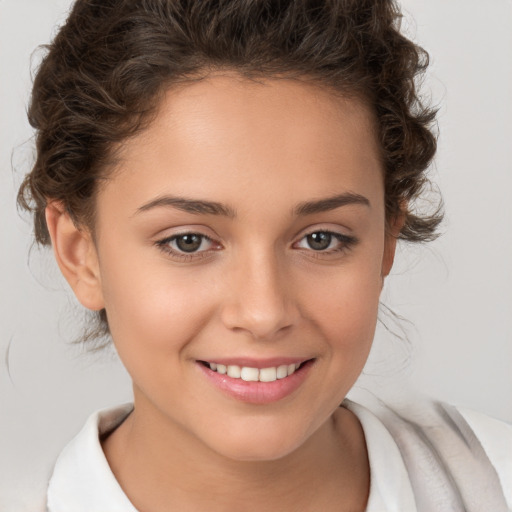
[[346, 397, 512, 512], [457, 406, 512, 507], [47, 403, 137, 512]]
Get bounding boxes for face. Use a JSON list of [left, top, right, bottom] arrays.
[[80, 75, 395, 461]]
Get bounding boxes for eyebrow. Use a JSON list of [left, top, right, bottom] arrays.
[[294, 192, 370, 216], [136, 195, 236, 217], [135, 191, 370, 218]]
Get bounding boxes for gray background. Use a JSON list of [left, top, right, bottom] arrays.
[[1, 0, 511, 510]]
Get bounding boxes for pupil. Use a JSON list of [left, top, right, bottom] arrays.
[[307, 232, 331, 251], [176, 234, 202, 252]]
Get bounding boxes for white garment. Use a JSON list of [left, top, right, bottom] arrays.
[[46, 401, 512, 512]]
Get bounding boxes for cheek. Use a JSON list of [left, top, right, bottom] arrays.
[[98, 246, 216, 362], [302, 255, 383, 358]]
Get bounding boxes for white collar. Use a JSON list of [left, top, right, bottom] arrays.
[[345, 400, 417, 512], [47, 401, 416, 511], [47, 403, 138, 512]]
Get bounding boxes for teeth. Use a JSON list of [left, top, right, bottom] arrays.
[[208, 362, 304, 382], [276, 365, 288, 379], [241, 367, 259, 382], [227, 365, 241, 378], [259, 367, 277, 382]]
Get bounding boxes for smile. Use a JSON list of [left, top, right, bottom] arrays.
[[197, 359, 314, 404], [205, 362, 302, 382]]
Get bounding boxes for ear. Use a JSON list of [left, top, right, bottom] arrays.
[[45, 202, 105, 311], [381, 212, 405, 279]]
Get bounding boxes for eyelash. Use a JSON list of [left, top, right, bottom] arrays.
[[294, 230, 358, 257], [155, 233, 218, 261], [155, 229, 358, 261]]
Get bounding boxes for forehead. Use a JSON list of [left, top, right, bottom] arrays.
[[140, 73, 379, 160], [103, 74, 383, 215]]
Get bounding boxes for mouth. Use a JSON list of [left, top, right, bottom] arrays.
[[197, 358, 315, 404], [198, 360, 309, 382]]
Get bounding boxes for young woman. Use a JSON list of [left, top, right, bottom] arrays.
[[15, 0, 511, 511]]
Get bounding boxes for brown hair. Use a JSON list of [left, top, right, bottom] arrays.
[[18, 0, 442, 342]]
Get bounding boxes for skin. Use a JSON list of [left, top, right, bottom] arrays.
[[46, 75, 401, 511]]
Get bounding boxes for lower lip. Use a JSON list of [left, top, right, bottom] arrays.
[[197, 361, 314, 405]]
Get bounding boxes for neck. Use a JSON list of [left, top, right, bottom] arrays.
[[102, 397, 369, 512]]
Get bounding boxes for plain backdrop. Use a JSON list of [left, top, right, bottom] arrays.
[[1, 0, 511, 510]]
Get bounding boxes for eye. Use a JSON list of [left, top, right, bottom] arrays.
[[156, 233, 217, 256], [172, 234, 208, 253], [294, 230, 356, 252]]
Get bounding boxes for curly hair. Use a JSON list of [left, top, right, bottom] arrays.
[[18, 0, 442, 342]]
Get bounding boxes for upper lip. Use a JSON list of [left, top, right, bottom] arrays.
[[198, 357, 313, 369]]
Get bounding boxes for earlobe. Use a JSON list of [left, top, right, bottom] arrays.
[[45, 202, 105, 311]]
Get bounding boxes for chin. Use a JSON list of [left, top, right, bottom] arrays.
[[215, 439, 301, 463], [201, 417, 314, 462]]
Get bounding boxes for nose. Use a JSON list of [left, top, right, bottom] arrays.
[[220, 251, 299, 340]]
